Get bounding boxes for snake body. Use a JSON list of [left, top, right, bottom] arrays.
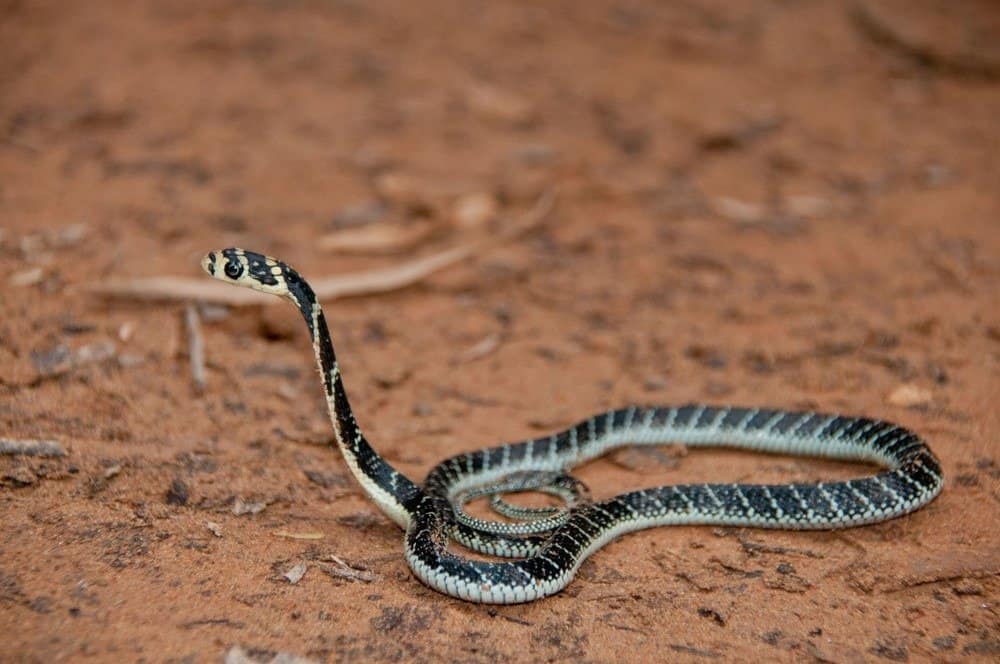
[[203, 248, 943, 604]]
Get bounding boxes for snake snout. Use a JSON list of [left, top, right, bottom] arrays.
[[201, 251, 217, 277]]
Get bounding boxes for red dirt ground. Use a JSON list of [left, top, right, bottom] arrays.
[[2, 1, 999, 661]]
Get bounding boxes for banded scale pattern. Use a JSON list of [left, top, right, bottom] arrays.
[[204, 248, 943, 604], [450, 471, 591, 536]]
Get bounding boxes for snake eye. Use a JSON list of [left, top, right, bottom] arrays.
[[224, 260, 243, 279]]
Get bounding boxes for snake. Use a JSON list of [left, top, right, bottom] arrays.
[[202, 247, 944, 604]]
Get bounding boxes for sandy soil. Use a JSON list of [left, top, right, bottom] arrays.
[[2, 1, 999, 661]]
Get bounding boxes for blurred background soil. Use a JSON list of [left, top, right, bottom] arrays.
[[2, 0, 999, 661]]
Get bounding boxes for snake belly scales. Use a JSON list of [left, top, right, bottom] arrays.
[[202, 248, 943, 604]]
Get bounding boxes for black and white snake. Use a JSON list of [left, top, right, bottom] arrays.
[[203, 248, 943, 604]]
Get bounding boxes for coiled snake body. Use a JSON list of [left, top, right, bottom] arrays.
[[203, 248, 943, 604]]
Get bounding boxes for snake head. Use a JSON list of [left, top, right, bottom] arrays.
[[203, 248, 317, 323], [202, 248, 290, 296]]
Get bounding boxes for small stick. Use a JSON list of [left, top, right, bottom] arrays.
[[88, 245, 471, 306], [0, 438, 66, 458], [185, 304, 206, 393], [86, 189, 556, 306], [321, 555, 377, 583]]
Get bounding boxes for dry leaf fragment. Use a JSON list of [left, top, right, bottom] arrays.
[[276, 382, 298, 401], [785, 195, 833, 219], [31, 341, 118, 380], [712, 197, 766, 224], [452, 333, 502, 364], [77, 341, 117, 364], [232, 497, 268, 516], [452, 192, 498, 230], [273, 530, 324, 541], [318, 222, 434, 254], [887, 384, 933, 407], [321, 555, 377, 583], [55, 223, 88, 247], [283, 562, 308, 584], [12, 267, 45, 287], [118, 322, 135, 342], [465, 83, 536, 126]]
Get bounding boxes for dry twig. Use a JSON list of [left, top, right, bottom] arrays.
[[86, 190, 556, 306], [0, 438, 66, 458], [185, 304, 206, 393], [319, 555, 377, 583], [88, 245, 470, 306]]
